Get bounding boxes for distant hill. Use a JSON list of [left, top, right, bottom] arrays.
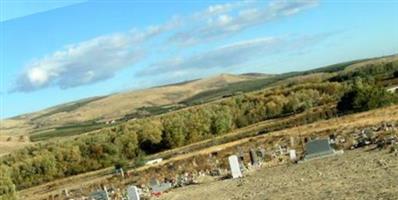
[[0, 73, 257, 137]]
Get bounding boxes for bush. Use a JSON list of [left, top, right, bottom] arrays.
[[0, 166, 17, 200], [337, 79, 397, 113]]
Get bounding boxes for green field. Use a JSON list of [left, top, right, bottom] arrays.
[[29, 122, 111, 141]]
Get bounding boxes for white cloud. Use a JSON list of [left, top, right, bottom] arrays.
[[11, 24, 176, 92], [141, 37, 281, 76], [169, 0, 318, 45], [142, 32, 334, 76], [12, 0, 319, 92]]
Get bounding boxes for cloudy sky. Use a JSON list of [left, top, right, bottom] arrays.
[[1, 0, 398, 118]]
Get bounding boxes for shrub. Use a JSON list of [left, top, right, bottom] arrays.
[[337, 79, 397, 113]]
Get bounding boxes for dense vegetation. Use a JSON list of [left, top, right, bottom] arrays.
[[0, 166, 16, 200], [1, 56, 397, 198], [337, 78, 397, 113], [1, 81, 345, 190]]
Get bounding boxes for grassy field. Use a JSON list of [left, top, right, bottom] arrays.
[[30, 96, 108, 121], [0, 136, 31, 157], [29, 122, 111, 141]]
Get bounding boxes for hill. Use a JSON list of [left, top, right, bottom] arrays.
[[0, 74, 258, 136]]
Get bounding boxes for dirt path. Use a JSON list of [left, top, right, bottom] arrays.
[[159, 149, 398, 200]]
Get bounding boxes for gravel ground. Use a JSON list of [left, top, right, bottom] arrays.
[[157, 149, 398, 200]]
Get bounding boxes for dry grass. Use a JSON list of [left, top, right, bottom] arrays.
[[0, 135, 32, 156]]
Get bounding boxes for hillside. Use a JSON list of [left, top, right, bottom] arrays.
[[0, 74, 261, 136]]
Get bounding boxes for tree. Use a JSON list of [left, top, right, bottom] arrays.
[[337, 79, 396, 113], [114, 126, 139, 159], [131, 119, 163, 144], [161, 115, 186, 148], [211, 106, 233, 135], [0, 165, 17, 200]]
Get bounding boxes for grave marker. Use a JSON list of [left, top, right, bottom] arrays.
[[228, 155, 243, 178], [289, 149, 297, 161], [249, 149, 259, 166], [305, 139, 336, 160], [127, 186, 140, 200], [151, 182, 172, 193], [89, 190, 109, 200]]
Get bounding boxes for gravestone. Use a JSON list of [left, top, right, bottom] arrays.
[[89, 190, 109, 200], [149, 178, 159, 188], [127, 186, 140, 200], [228, 155, 243, 178], [305, 139, 335, 160], [249, 149, 259, 166], [289, 149, 297, 161], [151, 182, 172, 193]]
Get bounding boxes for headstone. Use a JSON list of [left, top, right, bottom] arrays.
[[127, 186, 140, 200], [228, 155, 243, 178], [149, 178, 159, 187], [151, 182, 172, 193], [249, 149, 258, 166], [103, 186, 109, 199], [305, 139, 335, 160], [289, 149, 297, 161], [90, 190, 109, 200]]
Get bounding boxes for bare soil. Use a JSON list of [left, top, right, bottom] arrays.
[[158, 149, 398, 200]]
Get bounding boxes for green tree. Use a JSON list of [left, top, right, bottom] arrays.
[[337, 79, 396, 112], [211, 106, 233, 135], [0, 165, 17, 200], [161, 115, 186, 148]]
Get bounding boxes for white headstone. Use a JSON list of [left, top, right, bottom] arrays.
[[127, 186, 140, 200], [289, 149, 297, 161], [228, 155, 242, 178]]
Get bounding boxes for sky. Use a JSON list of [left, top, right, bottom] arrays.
[[1, 0, 398, 118]]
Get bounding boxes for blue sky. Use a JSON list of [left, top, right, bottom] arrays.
[[1, 0, 397, 118]]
